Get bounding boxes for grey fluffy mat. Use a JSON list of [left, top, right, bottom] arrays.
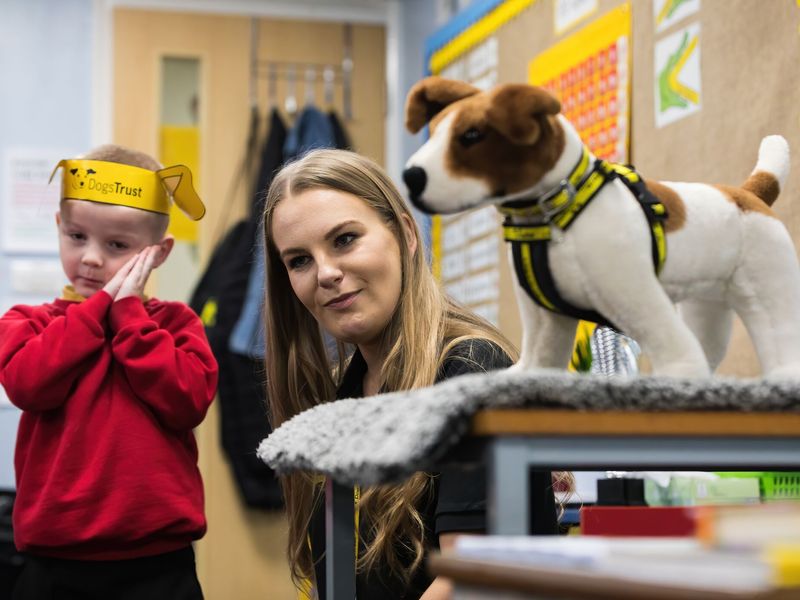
[[257, 369, 800, 486]]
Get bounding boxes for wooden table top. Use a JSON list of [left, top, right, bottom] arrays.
[[470, 409, 800, 437]]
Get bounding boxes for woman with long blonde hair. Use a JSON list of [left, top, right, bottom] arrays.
[[263, 149, 558, 599]]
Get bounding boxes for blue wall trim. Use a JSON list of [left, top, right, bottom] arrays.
[[423, 0, 505, 72]]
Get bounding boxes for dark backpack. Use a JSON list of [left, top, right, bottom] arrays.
[[189, 219, 283, 509]]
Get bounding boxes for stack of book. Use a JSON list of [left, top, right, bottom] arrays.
[[448, 535, 779, 594], [438, 503, 800, 596]]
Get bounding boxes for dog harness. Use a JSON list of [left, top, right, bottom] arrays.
[[498, 146, 668, 329]]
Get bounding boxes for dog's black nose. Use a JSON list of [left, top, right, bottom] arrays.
[[402, 166, 427, 200]]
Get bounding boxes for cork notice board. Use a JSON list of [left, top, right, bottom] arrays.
[[429, 0, 800, 377]]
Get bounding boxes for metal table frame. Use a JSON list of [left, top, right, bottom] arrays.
[[487, 434, 800, 534], [324, 409, 800, 599]]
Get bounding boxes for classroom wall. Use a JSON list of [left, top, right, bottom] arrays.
[[0, 0, 94, 491], [477, 0, 800, 377]]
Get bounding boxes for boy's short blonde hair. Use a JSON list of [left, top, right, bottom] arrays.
[[70, 144, 170, 240], [83, 144, 162, 171]]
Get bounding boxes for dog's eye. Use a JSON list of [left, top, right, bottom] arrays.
[[70, 168, 78, 175], [87, 169, 96, 175], [459, 127, 486, 147]]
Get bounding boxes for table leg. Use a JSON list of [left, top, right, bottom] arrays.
[[487, 437, 530, 535], [326, 479, 355, 599]]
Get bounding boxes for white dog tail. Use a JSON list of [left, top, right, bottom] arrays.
[[742, 135, 790, 207]]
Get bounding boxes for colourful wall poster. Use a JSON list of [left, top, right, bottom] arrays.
[[2, 149, 74, 254], [529, 3, 631, 163], [10, 258, 65, 296], [654, 22, 701, 128], [653, 0, 700, 33], [428, 0, 536, 75]]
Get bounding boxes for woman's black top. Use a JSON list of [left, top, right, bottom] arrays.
[[310, 339, 558, 599]]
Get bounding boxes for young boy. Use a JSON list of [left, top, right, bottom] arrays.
[[0, 145, 218, 600]]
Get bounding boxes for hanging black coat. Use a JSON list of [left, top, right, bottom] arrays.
[[189, 108, 287, 509]]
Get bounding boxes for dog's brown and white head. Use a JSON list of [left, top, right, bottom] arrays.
[[403, 76, 566, 214]]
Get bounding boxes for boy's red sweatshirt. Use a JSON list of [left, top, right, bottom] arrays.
[[0, 291, 218, 560]]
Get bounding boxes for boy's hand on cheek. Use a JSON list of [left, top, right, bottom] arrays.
[[116, 246, 158, 301], [103, 254, 139, 299]]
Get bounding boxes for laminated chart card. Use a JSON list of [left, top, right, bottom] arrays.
[[653, 0, 700, 33], [654, 22, 702, 128], [529, 3, 631, 163]]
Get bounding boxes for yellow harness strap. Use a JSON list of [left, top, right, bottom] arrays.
[[499, 149, 668, 329]]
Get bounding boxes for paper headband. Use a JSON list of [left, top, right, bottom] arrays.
[[50, 159, 206, 220]]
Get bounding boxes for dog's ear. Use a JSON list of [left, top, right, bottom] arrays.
[[405, 76, 480, 134], [486, 84, 561, 145]]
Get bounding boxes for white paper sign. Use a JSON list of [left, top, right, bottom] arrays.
[[468, 235, 499, 271], [2, 149, 72, 254], [653, 0, 700, 33], [470, 70, 497, 92], [441, 249, 467, 281], [10, 259, 66, 295], [442, 217, 467, 251], [471, 302, 499, 326], [467, 206, 499, 239], [462, 269, 499, 304], [445, 280, 465, 303], [440, 60, 466, 82], [654, 23, 702, 128], [0, 298, 10, 407], [555, 0, 598, 34], [467, 37, 498, 80]]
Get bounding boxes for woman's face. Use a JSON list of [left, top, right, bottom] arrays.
[[271, 188, 417, 350]]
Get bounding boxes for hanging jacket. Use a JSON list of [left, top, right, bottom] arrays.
[[328, 110, 352, 151], [283, 105, 337, 160], [189, 108, 287, 509], [231, 105, 344, 360]]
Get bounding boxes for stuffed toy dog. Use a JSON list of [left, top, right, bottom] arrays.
[[403, 76, 800, 378]]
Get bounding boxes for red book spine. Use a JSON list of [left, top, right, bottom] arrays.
[[580, 506, 699, 537]]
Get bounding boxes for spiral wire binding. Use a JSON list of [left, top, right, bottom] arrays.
[[590, 326, 641, 376]]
